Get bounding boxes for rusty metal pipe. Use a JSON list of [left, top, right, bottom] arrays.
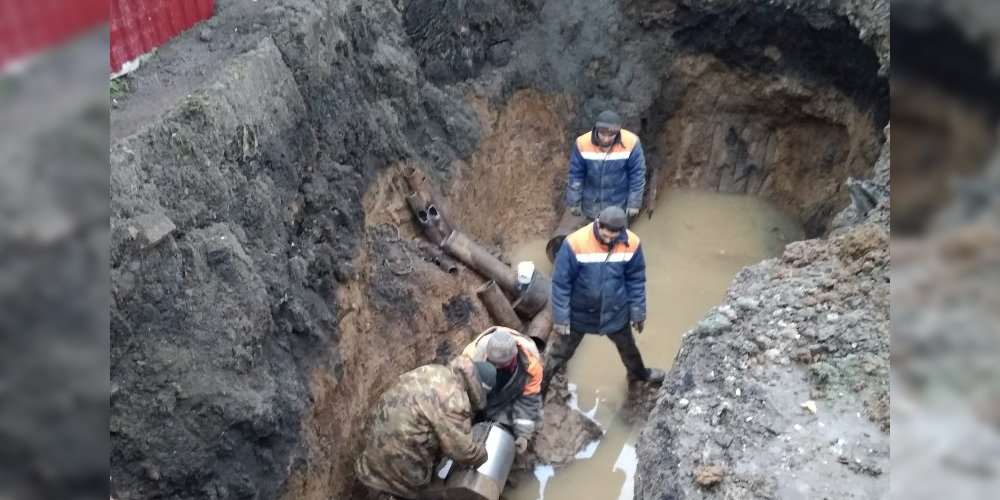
[[441, 231, 518, 294], [546, 211, 588, 264], [525, 304, 553, 352], [476, 280, 523, 331], [435, 252, 459, 273], [415, 241, 459, 273], [427, 203, 454, 244], [406, 192, 445, 245], [510, 273, 550, 318], [404, 165, 457, 231]]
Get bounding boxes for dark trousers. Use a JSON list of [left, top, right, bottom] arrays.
[[541, 323, 647, 395]]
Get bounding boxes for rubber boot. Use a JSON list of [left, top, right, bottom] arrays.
[[646, 367, 666, 383], [628, 367, 665, 383]]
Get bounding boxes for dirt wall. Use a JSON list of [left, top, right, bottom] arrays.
[[109, 0, 500, 493], [447, 89, 575, 248]]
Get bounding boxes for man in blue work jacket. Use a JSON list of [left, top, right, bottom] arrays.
[[542, 206, 665, 396], [566, 110, 646, 220]]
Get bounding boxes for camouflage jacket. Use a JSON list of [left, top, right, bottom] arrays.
[[355, 356, 489, 499]]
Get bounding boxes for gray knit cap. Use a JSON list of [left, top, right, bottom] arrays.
[[486, 329, 519, 365]]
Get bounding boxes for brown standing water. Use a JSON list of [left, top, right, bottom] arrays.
[[504, 189, 804, 500]]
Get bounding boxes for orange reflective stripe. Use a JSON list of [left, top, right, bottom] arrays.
[[625, 229, 640, 248], [523, 356, 543, 395], [512, 336, 543, 395], [619, 130, 639, 150], [565, 225, 640, 257], [575, 130, 638, 155]]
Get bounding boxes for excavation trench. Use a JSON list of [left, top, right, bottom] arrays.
[[346, 69, 868, 498], [351, 6, 886, 491], [109, 1, 890, 500]]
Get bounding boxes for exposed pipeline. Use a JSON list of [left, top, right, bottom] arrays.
[[510, 273, 550, 318], [406, 192, 446, 245], [442, 231, 519, 294], [415, 240, 460, 273], [524, 305, 552, 352], [545, 211, 588, 263], [476, 280, 523, 331], [404, 166, 457, 231]]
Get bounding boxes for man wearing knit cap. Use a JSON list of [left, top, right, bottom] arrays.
[[566, 109, 646, 220], [462, 327, 544, 455], [544, 206, 665, 396]]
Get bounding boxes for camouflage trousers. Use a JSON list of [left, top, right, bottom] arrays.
[[541, 323, 647, 395]]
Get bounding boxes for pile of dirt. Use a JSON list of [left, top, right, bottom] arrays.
[[109, 0, 520, 496], [1, 96, 108, 500], [890, 157, 1000, 497], [634, 129, 891, 499]]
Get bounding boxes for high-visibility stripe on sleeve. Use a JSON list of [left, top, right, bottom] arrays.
[[579, 151, 631, 161], [574, 252, 634, 263]]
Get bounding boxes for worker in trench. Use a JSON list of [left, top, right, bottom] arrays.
[[542, 206, 665, 396], [355, 356, 498, 500], [566, 110, 646, 221], [461, 327, 544, 456]]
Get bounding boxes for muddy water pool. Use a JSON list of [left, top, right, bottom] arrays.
[[504, 189, 804, 500]]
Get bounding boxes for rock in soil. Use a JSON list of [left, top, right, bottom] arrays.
[[694, 465, 727, 487]]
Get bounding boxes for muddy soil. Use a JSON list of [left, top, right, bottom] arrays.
[[636, 132, 891, 500], [109, 0, 517, 497], [110, 0, 268, 141], [109, 0, 890, 499], [0, 74, 108, 499]]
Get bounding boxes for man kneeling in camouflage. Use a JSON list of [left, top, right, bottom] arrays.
[[355, 356, 497, 500]]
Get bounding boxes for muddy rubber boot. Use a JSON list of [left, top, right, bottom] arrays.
[[628, 368, 665, 384], [645, 367, 666, 383]]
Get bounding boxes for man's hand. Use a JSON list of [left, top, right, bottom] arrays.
[[515, 436, 529, 454], [631, 321, 644, 334], [553, 324, 570, 336], [626, 207, 641, 219], [569, 206, 582, 217]]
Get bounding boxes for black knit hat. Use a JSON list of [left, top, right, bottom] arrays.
[[597, 206, 627, 231], [473, 361, 497, 392], [595, 110, 622, 130]]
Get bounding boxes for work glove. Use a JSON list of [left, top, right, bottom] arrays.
[[515, 436, 529, 454], [569, 206, 582, 217], [626, 207, 641, 219], [553, 324, 570, 336], [631, 320, 645, 334]]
